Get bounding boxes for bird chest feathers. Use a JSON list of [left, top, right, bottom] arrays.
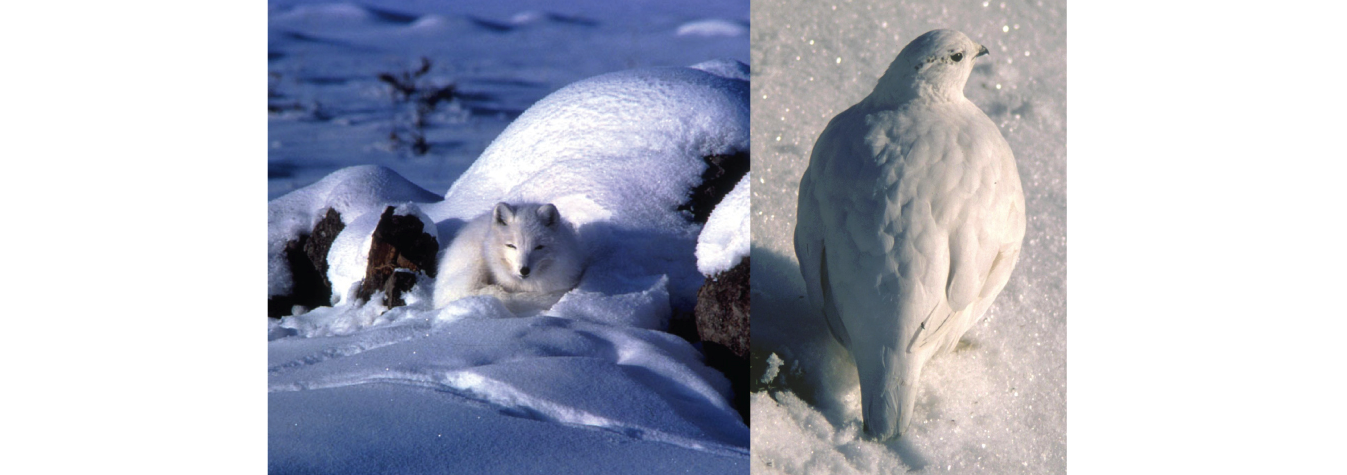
[[850, 101, 1019, 238]]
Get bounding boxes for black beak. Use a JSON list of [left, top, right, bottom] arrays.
[[976, 45, 989, 58]]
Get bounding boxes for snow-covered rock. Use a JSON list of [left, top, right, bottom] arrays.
[[696, 172, 750, 276], [352, 205, 439, 308], [268, 165, 442, 300]]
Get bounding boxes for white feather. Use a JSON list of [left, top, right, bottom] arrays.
[[794, 29, 1026, 439]]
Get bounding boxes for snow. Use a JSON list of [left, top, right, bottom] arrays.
[[691, 58, 752, 81], [16, 2, 1347, 474], [422, 62, 750, 312], [268, 0, 752, 201], [319, 201, 439, 308], [697, 172, 751, 276], [426, 65, 750, 226], [749, 0, 1065, 473], [678, 19, 749, 38], [267, 164, 443, 298], [267, 1, 750, 471], [269, 266, 751, 471], [270, 302, 748, 452]]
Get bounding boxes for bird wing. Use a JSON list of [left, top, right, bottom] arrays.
[[795, 110, 857, 348]]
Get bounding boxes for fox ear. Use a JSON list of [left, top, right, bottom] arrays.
[[493, 202, 515, 226], [537, 204, 559, 227]]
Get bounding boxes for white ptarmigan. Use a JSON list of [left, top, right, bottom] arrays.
[[794, 29, 1026, 440]]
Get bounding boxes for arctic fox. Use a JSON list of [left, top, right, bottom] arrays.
[[432, 202, 585, 310]]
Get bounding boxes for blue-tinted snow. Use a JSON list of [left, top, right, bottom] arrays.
[[268, 2, 750, 471]]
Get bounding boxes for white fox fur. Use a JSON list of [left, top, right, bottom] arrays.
[[433, 202, 585, 310]]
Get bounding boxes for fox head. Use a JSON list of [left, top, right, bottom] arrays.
[[490, 202, 564, 282]]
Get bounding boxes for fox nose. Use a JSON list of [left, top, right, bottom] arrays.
[[519, 266, 531, 277]]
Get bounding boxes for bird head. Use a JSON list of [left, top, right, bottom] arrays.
[[873, 29, 988, 104]]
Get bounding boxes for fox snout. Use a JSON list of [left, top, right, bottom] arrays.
[[519, 266, 531, 278]]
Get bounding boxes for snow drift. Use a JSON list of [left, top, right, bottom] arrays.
[[269, 60, 751, 473]]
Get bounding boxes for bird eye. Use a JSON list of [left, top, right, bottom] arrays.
[[952, 52, 964, 62]]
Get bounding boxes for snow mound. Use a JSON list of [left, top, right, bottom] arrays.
[[405, 14, 463, 32], [268, 165, 441, 298], [697, 173, 750, 276], [428, 64, 749, 230], [270, 3, 373, 25], [509, 11, 547, 25], [425, 63, 749, 314], [691, 58, 752, 82], [677, 19, 748, 38]]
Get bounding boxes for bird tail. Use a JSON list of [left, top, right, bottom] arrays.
[[858, 345, 923, 440]]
